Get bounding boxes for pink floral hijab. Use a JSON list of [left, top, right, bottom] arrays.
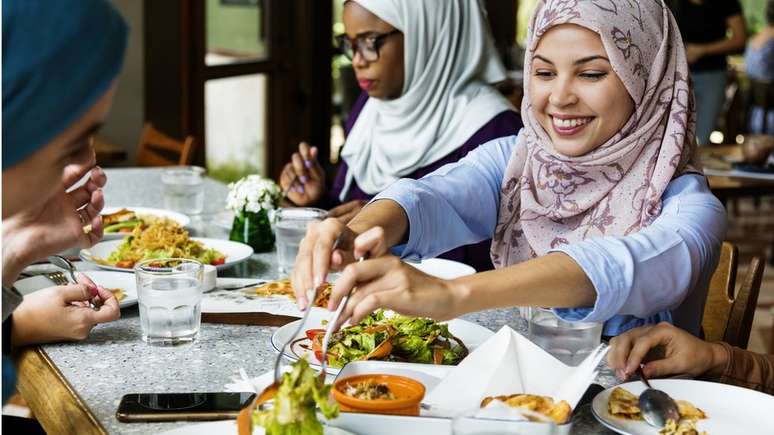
[[491, 0, 699, 268]]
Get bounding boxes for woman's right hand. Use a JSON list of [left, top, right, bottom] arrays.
[[10, 276, 120, 346], [291, 217, 390, 310], [279, 142, 325, 206]]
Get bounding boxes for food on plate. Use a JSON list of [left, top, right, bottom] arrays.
[[342, 379, 396, 401], [607, 386, 641, 420], [102, 208, 177, 233], [332, 374, 425, 416], [302, 310, 468, 368], [105, 287, 126, 302], [659, 419, 708, 435], [607, 387, 708, 430], [252, 279, 331, 308], [97, 220, 225, 268], [237, 357, 338, 435], [480, 394, 571, 424]]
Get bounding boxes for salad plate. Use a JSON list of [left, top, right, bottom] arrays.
[[101, 207, 190, 240], [13, 270, 138, 308], [80, 237, 253, 272], [271, 309, 495, 375], [591, 379, 774, 435]]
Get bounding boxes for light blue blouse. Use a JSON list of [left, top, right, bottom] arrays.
[[374, 132, 727, 336]]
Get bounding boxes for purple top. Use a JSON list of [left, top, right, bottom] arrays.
[[324, 92, 523, 271]]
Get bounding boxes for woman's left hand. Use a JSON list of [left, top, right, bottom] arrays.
[[328, 255, 467, 329], [328, 199, 368, 224]]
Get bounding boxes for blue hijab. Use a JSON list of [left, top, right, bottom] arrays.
[[2, 0, 128, 169]]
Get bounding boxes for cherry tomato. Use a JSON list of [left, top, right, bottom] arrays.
[[306, 329, 325, 341], [211, 257, 226, 266]]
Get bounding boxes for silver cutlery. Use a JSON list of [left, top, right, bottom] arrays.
[[319, 254, 369, 375], [637, 365, 680, 428], [48, 255, 101, 310]]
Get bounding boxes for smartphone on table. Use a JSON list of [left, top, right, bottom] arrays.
[[116, 392, 256, 422]]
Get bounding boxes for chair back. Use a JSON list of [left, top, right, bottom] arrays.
[[136, 122, 196, 167], [723, 256, 765, 349], [702, 242, 738, 342]]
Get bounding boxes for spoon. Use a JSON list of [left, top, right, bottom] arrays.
[[48, 255, 101, 310], [637, 365, 680, 428]]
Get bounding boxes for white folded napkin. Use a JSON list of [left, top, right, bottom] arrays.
[[424, 326, 607, 413]]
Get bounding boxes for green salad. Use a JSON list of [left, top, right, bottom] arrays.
[[325, 310, 468, 368], [253, 358, 338, 435]]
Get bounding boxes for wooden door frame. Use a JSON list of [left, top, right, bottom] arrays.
[[144, 0, 332, 179]]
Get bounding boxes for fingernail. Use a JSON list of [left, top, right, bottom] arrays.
[[295, 186, 303, 193], [299, 175, 308, 184], [304, 160, 312, 169], [298, 185, 305, 194]]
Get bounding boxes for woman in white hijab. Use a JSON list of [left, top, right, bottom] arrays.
[[279, 0, 522, 271]]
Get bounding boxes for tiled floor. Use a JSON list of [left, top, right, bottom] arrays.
[[725, 196, 774, 354]]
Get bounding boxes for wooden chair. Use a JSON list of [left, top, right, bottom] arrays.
[[702, 242, 738, 343], [135, 122, 197, 167], [723, 256, 765, 349]]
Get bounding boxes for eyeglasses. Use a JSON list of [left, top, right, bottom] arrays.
[[335, 30, 400, 62]]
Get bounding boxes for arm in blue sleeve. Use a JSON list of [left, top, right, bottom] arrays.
[[372, 133, 520, 260], [551, 174, 726, 322]]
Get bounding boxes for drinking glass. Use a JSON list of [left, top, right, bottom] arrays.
[[527, 307, 603, 366], [271, 208, 327, 274], [135, 259, 203, 345], [161, 166, 205, 215]]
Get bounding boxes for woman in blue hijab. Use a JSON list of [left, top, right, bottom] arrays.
[[2, 0, 128, 407]]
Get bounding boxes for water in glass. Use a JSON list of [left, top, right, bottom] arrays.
[[162, 167, 205, 215], [272, 208, 327, 274], [528, 308, 602, 366], [138, 276, 202, 345]]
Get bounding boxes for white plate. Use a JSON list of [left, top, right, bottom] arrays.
[[101, 207, 191, 240], [80, 238, 253, 272], [271, 309, 494, 375], [591, 379, 774, 435], [407, 258, 475, 279], [13, 271, 138, 308], [158, 420, 355, 435]]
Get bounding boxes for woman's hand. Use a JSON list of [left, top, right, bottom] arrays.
[[279, 142, 325, 206], [327, 255, 467, 330], [291, 218, 390, 310], [328, 199, 368, 223], [607, 322, 729, 380], [10, 274, 120, 346], [2, 163, 106, 285], [685, 43, 705, 65]]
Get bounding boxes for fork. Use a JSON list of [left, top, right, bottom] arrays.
[[319, 254, 369, 375], [47, 271, 69, 286]]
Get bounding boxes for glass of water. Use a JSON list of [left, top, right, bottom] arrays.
[[161, 166, 205, 215], [135, 258, 203, 345], [271, 207, 327, 274], [528, 307, 603, 366]]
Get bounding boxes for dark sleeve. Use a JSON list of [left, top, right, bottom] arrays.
[[343, 92, 369, 136], [721, 0, 743, 18], [711, 342, 774, 395]]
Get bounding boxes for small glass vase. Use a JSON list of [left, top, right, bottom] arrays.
[[229, 209, 274, 253]]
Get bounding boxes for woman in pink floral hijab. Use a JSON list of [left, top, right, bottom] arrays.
[[292, 0, 725, 338]]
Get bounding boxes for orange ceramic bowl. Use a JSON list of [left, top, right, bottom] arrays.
[[332, 374, 426, 416]]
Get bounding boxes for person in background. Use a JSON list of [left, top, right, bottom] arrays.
[[2, 0, 127, 414], [666, 0, 747, 145], [278, 0, 523, 271], [292, 0, 726, 339], [745, 0, 774, 135], [608, 322, 773, 395]]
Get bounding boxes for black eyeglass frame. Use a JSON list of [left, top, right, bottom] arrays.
[[335, 29, 401, 62]]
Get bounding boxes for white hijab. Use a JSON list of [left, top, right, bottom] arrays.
[[340, 0, 513, 201]]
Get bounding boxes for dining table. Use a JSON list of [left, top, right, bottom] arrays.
[[14, 167, 621, 435]]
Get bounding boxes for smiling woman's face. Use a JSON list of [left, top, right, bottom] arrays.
[[342, 1, 404, 100], [528, 24, 634, 157]]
